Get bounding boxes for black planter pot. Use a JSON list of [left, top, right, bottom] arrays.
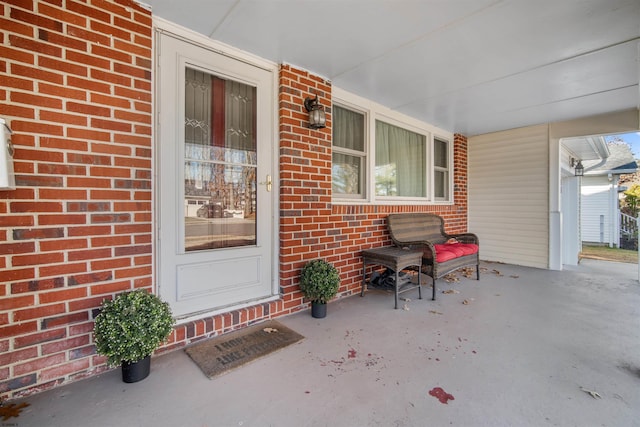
[[121, 355, 151, 383], [311, 301, 327, 318]]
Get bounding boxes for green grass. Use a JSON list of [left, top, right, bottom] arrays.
[[580, 245, 638, 264]]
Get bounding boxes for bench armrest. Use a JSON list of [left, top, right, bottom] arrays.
[[446, 232, 479, 245]]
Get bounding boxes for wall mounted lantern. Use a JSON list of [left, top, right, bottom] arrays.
[[571, 158, 584, 177], [304, 95, 326, 129]]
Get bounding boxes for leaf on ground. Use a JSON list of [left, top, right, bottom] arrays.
[[462, 299, 470, 305], [460, 267, 476, 278], [510, 275, 519, 279], [429, 310, 443, 315], [492, 269, 503, 276], [442, 289, 460, 294], [442, 273, 460, 283], [263, 327, 278, 333], [0, 402, 30, 421], [580, 387, 602, 399]]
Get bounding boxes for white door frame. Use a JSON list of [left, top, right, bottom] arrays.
[[153, 19, 280, 323]]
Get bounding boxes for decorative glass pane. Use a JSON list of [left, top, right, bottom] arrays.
[[184, 68, 257, 251], [184, 68, 211, 147], [332, 153, 361, 195], [374, 120, 426, 197]]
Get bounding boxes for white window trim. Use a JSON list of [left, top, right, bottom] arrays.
[[331, 101, 369, 200], [332, 87, 454, 205], [432, 134, 454, 202]]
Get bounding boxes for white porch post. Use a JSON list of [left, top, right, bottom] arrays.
[[549, 136, 562, 270]]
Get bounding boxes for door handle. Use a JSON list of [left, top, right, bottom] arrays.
[[259, 175, 272, 192]]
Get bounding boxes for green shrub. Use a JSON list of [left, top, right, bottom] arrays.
[[623, 184, 640, 217], [94, 289, 175, 366], [299, 259, 340, 304]]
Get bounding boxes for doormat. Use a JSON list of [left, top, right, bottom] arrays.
[[184, 320, 304, 379]]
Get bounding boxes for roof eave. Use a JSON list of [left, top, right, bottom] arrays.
[[583, 168, 638, 176]]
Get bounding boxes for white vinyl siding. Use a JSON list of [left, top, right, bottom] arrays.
[[469, 124, 549, 268], [580, 176, 612, 245]]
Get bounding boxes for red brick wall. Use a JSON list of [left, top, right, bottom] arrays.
[[0, 0, 154, 399], [278, 65, 334, 310], [279, 65, 469, 300], [0, 3, 468, 400]]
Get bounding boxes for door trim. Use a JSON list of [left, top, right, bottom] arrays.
[[153, 18, 280, 324]]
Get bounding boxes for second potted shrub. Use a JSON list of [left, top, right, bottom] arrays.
[[299, 259, 340, 318]]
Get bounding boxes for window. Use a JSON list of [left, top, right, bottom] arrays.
[[433, 137, 450, 200], [332, 90, 453, 204], [375, 120, 426, 197], [332, 105, 366, 198]]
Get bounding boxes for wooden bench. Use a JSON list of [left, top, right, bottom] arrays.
[[387, 213, 480, 300]]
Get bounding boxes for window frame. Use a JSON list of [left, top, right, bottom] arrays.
[[432, 135, 453, 202], [332, 88, 454, 205], [374, 114, 429, 201], [331, 103, 368, 200]]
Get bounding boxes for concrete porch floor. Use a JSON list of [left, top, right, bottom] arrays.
[[12, 259, 640, 427]]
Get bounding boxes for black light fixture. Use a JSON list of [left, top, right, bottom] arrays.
[[304, 95, 326, 129], [571, 158, 584, 177]]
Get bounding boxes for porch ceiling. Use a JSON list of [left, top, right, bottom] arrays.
[[143, 0, 639, 137]]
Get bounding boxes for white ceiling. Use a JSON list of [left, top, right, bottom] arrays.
[[143, 0, 640, 136]]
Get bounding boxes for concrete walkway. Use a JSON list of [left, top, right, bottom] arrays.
[[11, 260, 640, 427]]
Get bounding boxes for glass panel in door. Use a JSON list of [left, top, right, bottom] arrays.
[[184, 68, 257, 251]]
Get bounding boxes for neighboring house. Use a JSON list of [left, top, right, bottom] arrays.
[[580, 143, 638, 247], [0, 0, 639, 401]]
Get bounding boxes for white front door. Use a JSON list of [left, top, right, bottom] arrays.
[[156, 31, 276, 319]]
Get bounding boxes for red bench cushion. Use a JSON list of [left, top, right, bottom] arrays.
[[433, 243, 479, 263]]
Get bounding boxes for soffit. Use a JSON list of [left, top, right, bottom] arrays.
[[144, 0, 640, 137]]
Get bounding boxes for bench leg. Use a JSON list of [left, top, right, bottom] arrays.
[[361, 263, 367, 297], [417, 270, 422, 300], [394, 270, 399, 309], [476, 264, 480, 280], [432, 276, 436, 301]]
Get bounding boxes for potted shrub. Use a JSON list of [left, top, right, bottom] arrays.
[[93, 289, 175, 383], [299, 259, 340, 318]]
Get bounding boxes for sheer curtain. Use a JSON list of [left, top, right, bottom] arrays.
[[332, 106, 365, 195], [375, 120, 426, 197], [333, 106, 364, 151]]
